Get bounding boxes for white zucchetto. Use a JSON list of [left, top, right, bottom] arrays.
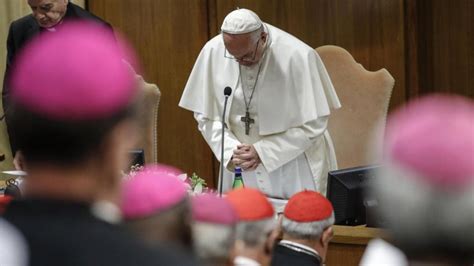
[[221, 8, 263, 34]]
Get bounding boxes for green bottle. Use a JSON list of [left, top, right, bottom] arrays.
[[232, 167, 245, 189]]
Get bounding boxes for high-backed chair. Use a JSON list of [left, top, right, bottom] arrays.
[[316, 45, 394, 169], [135, 76, 161, 164]]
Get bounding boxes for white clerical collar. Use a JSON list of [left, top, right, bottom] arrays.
[[45, 27, 57, 32], [90, 200, 122, 224], [234, 256, 261, 266], [279, 240, 320, 258], [43, 19, 64, 32]]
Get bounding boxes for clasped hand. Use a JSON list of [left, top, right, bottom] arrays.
[[232, 144, 260, 171]]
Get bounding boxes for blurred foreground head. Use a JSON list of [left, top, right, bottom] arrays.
[[192, 194, 238, 266], [374, 94, 474, 263], [226, 188, 276, 265], [9, 22, 139, 200], [121, 165, 192, 250]]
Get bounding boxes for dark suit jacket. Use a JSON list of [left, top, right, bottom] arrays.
[[2, 3, 112, 153], [271, 244, 321, 266]]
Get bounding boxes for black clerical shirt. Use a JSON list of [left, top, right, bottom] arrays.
[[4, 198, 195, 266]]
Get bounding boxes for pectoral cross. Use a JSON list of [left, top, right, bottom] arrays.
[[240, 111, 255, 135]]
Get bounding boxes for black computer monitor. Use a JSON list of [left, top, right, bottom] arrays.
[[327, 165, 379, 226]]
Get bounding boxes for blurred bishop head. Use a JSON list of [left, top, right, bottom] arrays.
[[226, 187, 274, 221], [10, 22, 137, 121], [121, 165, 188, 219], [8, 21, 140, 172], [226, 188, 276, 259], [192, 194, 238, 264], [374, 94, 474, 260], [121, 165, 192, 249]]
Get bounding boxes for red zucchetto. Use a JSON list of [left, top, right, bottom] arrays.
[[226, 188, 274, 221], [284, 190, 333, 222]]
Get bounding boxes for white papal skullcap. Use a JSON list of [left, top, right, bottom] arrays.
[[221, 8, 263, 34]]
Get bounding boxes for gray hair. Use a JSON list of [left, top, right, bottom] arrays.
[[373, 162, 474, 258], [281, 213, 335, 241], [125, 198, 192, 248], [235, 217, 275, 247], [192, 222, 236, 264]]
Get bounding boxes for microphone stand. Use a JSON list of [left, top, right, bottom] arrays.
[[219, 87, 232, 197]]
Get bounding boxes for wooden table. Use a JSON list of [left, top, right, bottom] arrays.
[[326, 225, 385, 266]]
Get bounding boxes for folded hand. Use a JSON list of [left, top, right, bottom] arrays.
[[232, 144, 261, 171]]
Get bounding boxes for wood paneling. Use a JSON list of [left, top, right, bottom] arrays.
[[415, 0, 473, 97], [404, 0, 420, 98], [213, 0, 407, 110], [327, 243, 366, 266], [88, 0, 217, 187], [327, 225, 386, 265]]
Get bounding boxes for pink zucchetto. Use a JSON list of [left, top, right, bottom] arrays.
[[121, 165, 188, 219], [385, 94, 474, 188], [192, 194, 238, 225], [10, 22, 137, 120]]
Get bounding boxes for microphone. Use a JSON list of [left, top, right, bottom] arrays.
[[219, 86, 232, 197], [224, 86, 232, 97]]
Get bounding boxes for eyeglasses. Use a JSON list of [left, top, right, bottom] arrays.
[[224, 39, 260, 63]]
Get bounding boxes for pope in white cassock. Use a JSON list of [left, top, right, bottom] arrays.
[[179, 9, 341, 209]]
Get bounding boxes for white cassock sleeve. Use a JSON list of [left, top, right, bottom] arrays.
[[253, 116, 329, 173], [194, 113, 241, 169]]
